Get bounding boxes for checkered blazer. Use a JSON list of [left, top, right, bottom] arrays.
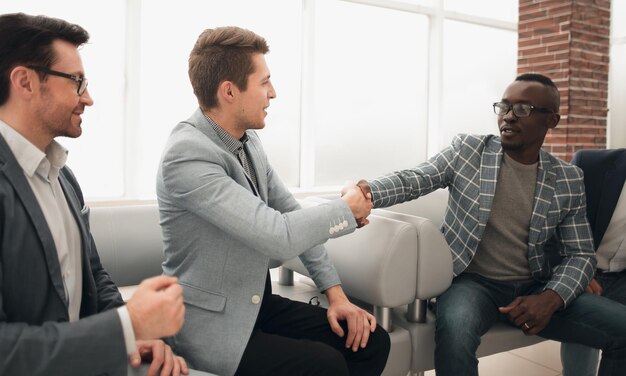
[[369, 134, 596, 305]]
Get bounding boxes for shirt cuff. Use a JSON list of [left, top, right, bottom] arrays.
[[116, 306, 137, 355]]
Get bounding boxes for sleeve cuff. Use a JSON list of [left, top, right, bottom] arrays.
[[116, 306, 137, 355]]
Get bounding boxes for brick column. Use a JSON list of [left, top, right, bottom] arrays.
[[518, 0, 611, 161]]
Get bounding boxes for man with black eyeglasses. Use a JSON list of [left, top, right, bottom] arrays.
[[0, 13, 190, 376], [354, 73, 626, 375]]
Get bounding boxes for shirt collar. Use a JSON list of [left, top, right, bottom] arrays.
[[203, 113, 247, 154], [0, 120, 68, 180]]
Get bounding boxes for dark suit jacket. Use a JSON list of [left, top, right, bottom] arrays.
[[0, 134, 128, 375], [571, 148, 626, 249]]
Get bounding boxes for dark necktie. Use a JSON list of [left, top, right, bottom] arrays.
[[237, 143, 258, 192]]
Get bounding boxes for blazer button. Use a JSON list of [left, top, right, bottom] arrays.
[[251, 295, 261, 304]]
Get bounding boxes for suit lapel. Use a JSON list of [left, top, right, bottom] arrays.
[[594, 151, 626, 246], [0, 136, 67, 306], [478, 141, 502, 226], [528, 150, 556, 247], [243, 133, 267, 202]]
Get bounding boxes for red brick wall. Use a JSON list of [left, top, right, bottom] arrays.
[[518, 0, 611, 161]]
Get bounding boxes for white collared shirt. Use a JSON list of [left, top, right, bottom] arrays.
[[596, 181, 626, 272], [0, 120, 136, 354]]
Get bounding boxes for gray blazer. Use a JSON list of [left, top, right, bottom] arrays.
[[157, 108, 357, 375], [0, 135, 127, 375]]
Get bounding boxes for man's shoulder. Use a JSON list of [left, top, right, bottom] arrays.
[[452, 133, 497, 145], [541, 150, 585, 184], [165, 119, 217, 154], [450, 133, 499, 153]]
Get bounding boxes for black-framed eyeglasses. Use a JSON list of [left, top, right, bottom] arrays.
[[493, 102, 555, 117], [28, 66, 88, 96]]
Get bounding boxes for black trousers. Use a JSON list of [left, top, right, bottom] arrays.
[[235, 277, 390, 376]]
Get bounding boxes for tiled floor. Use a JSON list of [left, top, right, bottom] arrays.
[[424, 340, 564, 376]]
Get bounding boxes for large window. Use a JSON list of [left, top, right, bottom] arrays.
[[2, 0, 519, 200], [312, 0, 429, 185]]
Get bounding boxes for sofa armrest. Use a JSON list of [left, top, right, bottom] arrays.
[[371, 209, 453, 300], [283, 200, 418, 309], [303, 196, 454, 301]]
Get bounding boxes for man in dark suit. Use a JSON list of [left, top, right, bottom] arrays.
[[0, 13, 186, 376], [561, 148, 626, 376]]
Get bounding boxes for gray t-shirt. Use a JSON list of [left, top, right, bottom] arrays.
[[464, 153, 538, 281]]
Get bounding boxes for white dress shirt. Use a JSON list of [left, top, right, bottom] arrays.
[[596, 181, 626, 272], [0, 120, 136, 354]]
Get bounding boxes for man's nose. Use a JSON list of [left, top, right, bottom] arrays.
[[80, 88, 94, 106]]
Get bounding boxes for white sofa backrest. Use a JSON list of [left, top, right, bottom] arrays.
[[383, 188, 449, 227], [89, 204, 164, 286]]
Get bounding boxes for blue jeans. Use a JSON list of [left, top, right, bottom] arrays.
[[560, 270, 626, 376], [434, 273, 626, 376]]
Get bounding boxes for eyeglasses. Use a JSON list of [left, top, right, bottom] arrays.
[[493, 102, 555, 117], [28, 66, 88, 96]]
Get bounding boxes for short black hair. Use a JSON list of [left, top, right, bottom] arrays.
[[0, 13, 89, 106], [515, 73, 557, 89], [515, 73, 560, 111]]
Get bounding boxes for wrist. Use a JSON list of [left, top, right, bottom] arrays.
[[542, 289, 564, 311], [356, 179, 372, 202], [324, 285, 349, 304]]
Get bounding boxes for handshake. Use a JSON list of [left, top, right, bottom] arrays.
[[340, 179, 373, 228]]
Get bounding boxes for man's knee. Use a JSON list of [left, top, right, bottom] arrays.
[[310, 343, 350, 375], [435, 307, 483, 351], [358, 324, 391, 370]]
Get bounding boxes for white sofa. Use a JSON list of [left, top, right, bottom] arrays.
[[286, 190, 545, 375], [91, 194, 545, 376]]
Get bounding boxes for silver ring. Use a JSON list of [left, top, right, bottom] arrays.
[[523, 322, 530, 330]]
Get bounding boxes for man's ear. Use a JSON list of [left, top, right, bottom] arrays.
[[547, 113, 561, 129], [218, 81, 237, 104], [9, 66, 36, 98]]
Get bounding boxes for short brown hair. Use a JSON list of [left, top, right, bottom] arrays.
[[188, 26, 269, 110]]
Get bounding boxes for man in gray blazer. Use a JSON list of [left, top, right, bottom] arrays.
[[157, 26, 390, 375], [0, 13, 187, 376]]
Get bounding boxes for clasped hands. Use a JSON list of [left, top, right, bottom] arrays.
[[340, 179, 373, 228]]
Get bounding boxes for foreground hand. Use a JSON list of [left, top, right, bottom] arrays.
[[129, 340, 189, 376], [498, 290, 563, 335], [325, 286, 377, 352], [585, 277, 603, 295], [126, 275, 185, 340], [341, 182, 373, 227]]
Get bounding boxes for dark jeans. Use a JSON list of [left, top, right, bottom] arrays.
[[435, 273, 626, 376], [235, 293, 390, 376]]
